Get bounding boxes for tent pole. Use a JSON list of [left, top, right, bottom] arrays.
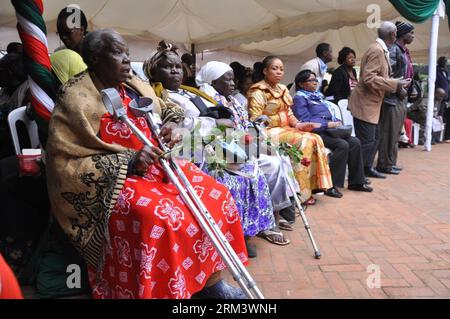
[[424, 2, 443, 151]]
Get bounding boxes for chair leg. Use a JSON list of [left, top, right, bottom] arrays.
[[413, 123, 420, 145]]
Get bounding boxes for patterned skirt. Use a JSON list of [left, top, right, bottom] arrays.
[[203, 161, 275, 237], [88, 160, 248, 299]]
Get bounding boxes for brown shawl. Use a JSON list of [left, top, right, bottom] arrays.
[[46, 71, 184, 269]]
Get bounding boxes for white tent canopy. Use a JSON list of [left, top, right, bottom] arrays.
[[1, 0, 448, 64], [0, 0, 397, 48], [239, 17, 450, 65]]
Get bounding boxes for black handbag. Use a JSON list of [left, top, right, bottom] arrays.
[[189, 96, 234, 119], [326, 124, 353, 139]]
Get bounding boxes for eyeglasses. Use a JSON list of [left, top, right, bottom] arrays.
[[305, 79, 319, 83]]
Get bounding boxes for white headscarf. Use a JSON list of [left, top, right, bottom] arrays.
[[196, 61, 232, 86], [196, 61, 233, 100]]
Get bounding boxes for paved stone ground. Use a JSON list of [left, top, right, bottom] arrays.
[[22, 144, 450, 299], [227, 143, 450, 299]]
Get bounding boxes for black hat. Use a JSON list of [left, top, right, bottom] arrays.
[[396, 21, 414, 38]]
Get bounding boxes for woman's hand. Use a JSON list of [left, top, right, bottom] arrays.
[[215, 118, 236, 128], [159, 122, 182, 148], [328, 121, 342, 128], [130, 145, 164, 176], [295, 122, 320, 132]]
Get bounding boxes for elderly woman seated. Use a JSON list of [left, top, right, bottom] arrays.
[[291, 70, 373, 196], [45, 29, 248, 299], [144, 44, 291, 255]]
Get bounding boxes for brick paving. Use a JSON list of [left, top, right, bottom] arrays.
[[227, 143, 450, 299], [22, 144, 450, 299]]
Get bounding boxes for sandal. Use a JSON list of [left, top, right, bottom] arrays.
[[304, 196, 316, 206], [257, 229, 290, 246], [278, 219, 294, 231]]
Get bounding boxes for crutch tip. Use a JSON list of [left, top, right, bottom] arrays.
[[314, 251, 322, 259]]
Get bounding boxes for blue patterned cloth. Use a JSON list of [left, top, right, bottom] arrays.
[[202, 162, 275, 237]]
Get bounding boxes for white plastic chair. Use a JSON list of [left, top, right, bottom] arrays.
[[337, 99, 355, 137], [433, 117, 445, 142], [326, 101, 343, 122], [412, 122, 420, 145], [7, 106, 40, 155]]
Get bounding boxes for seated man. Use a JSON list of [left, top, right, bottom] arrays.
[[407, 88, 446, 145], [292, 70, 373, 197]]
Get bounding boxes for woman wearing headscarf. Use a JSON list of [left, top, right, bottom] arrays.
[[145, 44, 289, 256], [46, 29, 247, 299], [50, 49, 87, 88], [247, 56, 334, 205]]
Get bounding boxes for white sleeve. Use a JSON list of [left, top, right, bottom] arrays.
[[180, 116, 217, 136], [168, 93, 217, 135]]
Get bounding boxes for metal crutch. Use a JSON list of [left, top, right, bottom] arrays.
[[128, 97, 264, 298], [253, 116, 322, 259], [101, 88, 264, 299]]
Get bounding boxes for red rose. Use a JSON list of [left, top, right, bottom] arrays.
[[301, 157, 311, 167]]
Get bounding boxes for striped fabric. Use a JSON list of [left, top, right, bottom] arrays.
[[11, 0, 57, 121]]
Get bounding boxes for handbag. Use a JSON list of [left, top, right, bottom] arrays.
[[326, 124, 353, 139], [189, 96, 234, 119]]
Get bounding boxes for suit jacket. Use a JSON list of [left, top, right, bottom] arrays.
[[348, 40, 398, 124], [384, 43, 408, 106]]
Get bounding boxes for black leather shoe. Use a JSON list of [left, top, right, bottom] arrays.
[[364, 168, 386, 179], [348, 184, 373, 192], [392, 165, 403, 171], [324, 187, 343, 198], [377, 167, 400, 175]]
